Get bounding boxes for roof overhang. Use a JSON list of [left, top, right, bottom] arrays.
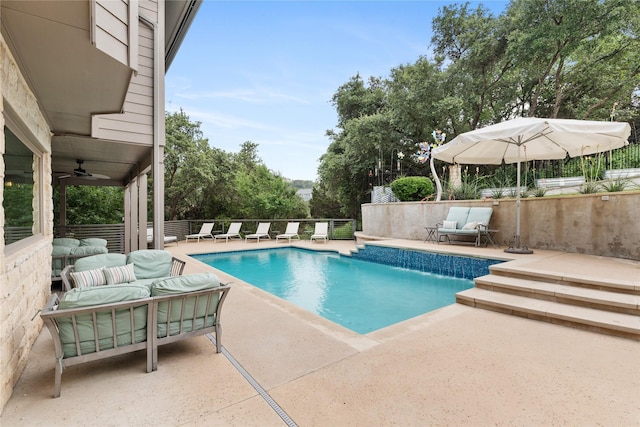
[[1, 0, 200, 186]]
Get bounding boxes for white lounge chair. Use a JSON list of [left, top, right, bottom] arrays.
[[147, 228, 178, 246], [310, 222, 329, 243], [214, 222, 243, 243], [185, 222, 215, 242], [245, 222, 271, 242], [276, 222, 300, 243]]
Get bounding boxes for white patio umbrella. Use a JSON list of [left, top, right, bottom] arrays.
[[432, 117, 631, 254]]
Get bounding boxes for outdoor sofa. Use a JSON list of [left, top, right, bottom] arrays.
[[437, 207, 495, 247], [41, 265, 231, 397]]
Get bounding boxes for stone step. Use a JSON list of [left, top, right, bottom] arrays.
[[475, 274, 640, 315], [488, 263, 639, 295], [457, 288, 640, 340]]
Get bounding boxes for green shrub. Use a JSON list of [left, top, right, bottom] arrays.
[[390, 176, 434, 201], [601, 177, 629, 192], [490, 188, 506, 199], [579, 181, 601, 194], [530, 186, 547, 197]]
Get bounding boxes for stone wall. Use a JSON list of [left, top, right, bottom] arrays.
[[1, 36, 53, 412], [361, 191, 640, 260]]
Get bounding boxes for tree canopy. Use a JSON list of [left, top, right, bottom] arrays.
[[315, 0, 640, 220], [162, 109, 308, 221]]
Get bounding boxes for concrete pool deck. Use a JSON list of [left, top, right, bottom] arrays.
[[2, 238, 639, 425]]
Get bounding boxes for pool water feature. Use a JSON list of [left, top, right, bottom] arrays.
[[192, 247, 502, 334]]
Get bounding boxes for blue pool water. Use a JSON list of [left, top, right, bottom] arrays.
[[192, 247, 502, 334]]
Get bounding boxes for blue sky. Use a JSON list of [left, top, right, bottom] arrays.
[[166, 1, 509, 181]]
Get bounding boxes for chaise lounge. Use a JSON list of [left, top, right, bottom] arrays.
[[185, 222, 215, 243], [437, 207, 496, 247], [213, 222, 243, 243], [276, 222, 300, 243], [245, 222, 271, 242]]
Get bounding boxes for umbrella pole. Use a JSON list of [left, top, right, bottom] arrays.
[[505, 146, 533, 254]]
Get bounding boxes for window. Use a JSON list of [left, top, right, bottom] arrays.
[[3, 126, 41, 245]]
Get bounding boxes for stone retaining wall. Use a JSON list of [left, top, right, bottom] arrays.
[[361, 191, 640, 260]]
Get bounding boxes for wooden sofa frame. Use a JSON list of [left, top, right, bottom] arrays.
[[40, 282, 231, 398]]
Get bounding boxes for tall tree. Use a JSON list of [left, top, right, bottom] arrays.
[[505, 0, 640, 119]]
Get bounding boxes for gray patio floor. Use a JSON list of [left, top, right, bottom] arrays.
[[2, 238, 639, 426]]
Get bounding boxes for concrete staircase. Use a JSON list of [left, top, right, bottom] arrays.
[[457, 263, 640, 340]]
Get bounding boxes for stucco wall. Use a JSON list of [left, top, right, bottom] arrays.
[[1, 36, 53, 412], [362, 191, 640, 260]]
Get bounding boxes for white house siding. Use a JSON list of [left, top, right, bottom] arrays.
[[91, 14, 155, 145], [0, 37, 54, 411], [140, 0, 159, 23], [93, 0, 137, 69]]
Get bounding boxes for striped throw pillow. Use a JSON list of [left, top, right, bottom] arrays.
[[103, 263, 137, 285], [442, 220, 457, 230], [70, 268, 107, 289]]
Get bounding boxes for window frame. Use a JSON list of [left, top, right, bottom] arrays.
[[3, 111, 46, 253]]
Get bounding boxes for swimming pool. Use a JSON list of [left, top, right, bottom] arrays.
[[192, 247, 502, 334], [191, 246, 501, 334]]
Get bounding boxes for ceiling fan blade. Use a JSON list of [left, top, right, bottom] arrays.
[[88, 173, 111, 180]]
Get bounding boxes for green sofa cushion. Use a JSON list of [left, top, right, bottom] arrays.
[[70, 246, 109, 256], [53, 238, 80, 247], [58, 285, 151, 358], [74, 253, 127, 272], [80, 238, 108, 247], [151, 273, 222, 337], [150, 273, 220, 296], [127, 250, 172, 279], [52, 246, 72, 256], [60, 284, 150, 309]]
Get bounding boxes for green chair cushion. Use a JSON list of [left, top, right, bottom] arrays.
[[80, 238, 108, 247], [74, 253, 126, 272], [53, 238, 80, 247], [127, 250, 172, 279], [52, 246, 72, 256]]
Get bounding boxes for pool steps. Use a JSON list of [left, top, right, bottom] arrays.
[[457, 264, 640, 341]]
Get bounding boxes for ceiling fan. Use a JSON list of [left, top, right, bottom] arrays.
[[58, 160, 110, 180]]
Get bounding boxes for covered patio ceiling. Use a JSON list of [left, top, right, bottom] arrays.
[[1, 0, 200, 186]]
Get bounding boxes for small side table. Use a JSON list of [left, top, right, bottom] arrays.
[[484, 229, 499, 248], [424, 226, 438, 243]]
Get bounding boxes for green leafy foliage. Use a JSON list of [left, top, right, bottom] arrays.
[[54, 186, 124, 225], [390, 177, 434, 201], [316, 0, 639, 216], [163, 110, 309, 221], [3, 183, 33, 226]]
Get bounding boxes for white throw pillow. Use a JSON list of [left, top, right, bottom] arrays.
[[442, 220, 457, 230], [462, 221, 478, 230]]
